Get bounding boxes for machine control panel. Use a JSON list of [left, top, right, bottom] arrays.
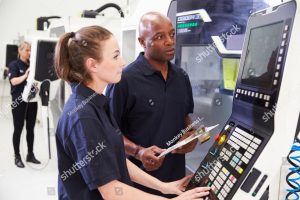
[[182, 1, 297, 199], [187, 123, 264, 200]]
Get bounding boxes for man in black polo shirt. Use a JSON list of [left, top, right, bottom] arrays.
[[106, 12, 198, 197]]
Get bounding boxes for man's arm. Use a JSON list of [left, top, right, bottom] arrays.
[[123, 135, 165, 171], [123, 135, 140, 157], [106, 80, 165, 171]]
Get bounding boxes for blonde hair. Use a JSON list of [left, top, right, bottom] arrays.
[[18, 41, 30, 50], [18, 41, 31, 58]]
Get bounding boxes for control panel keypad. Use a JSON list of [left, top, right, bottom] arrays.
[[193, 125, 263, 200]]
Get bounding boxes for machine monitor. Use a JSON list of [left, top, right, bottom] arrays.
[[176, 12, 203, 34], [241, 22, 284, 90], [34, 40, 58, 82], [22, 38, 59, 103], [5, 44, 18, 67]]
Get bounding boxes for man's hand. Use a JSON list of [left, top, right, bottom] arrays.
[[172, 130, 198, 154], [136, 145, 165, 171]]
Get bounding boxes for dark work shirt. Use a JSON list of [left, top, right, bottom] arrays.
[[56, 82, 132, 200], [8, 59, 29, 100], [106, 53, 194, 195]]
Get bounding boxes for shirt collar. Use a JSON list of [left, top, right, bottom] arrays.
[[70, 82, 108, 108], [137, 52, 175, 77], [17, 58, 29, 67]]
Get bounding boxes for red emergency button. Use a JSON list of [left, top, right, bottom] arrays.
[[214, 134, 220, 141]]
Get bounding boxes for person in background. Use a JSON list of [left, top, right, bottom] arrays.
[[106, 12, 198, 197], [54, 25, 210, 200], [8, 41, 41, 168]]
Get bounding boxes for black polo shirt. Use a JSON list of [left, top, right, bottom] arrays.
[[8, 59, 29, 100], [56, 82, 132, 200], [106, 53, 194, 195]]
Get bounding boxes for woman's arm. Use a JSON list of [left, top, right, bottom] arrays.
[[126, 158, 166, 193], [98, 178, 210, 200], [10, 69, 29, 86], [98, 180, 167, 200]]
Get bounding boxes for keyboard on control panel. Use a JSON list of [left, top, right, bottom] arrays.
[[203, 126, 263, 200]]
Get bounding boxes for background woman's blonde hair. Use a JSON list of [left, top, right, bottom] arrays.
[[18, 41, 30, 50], [18, 41, 31, 58]]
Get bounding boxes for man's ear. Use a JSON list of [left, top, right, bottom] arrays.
[[138, 37, 146, 49], [85, 58, 97, 73]]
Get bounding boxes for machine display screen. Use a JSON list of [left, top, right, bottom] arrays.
[[176, 13, 202, 34], [241, 22, 284, 90], [35, 41, 58, 82], [6, 44, 18, 67]]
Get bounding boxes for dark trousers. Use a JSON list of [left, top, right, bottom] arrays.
[[12, 101, 37, 156]]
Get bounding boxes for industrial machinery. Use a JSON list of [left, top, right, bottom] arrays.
[[167, 1, 272, 171], [22, 37, 59, 159], [183, 1, 299, 199]]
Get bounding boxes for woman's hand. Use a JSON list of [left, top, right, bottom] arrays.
[[160, 175, 194, 195], [160, 175, 210, 199], [172, 187, 210, 200]]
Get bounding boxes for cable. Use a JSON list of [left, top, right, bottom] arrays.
[[0, 78, 7, 109], [286, 138, 300, 200], [95, 3, 124, 17], [37, 16, 61, 31], [82, 3, 125, 18]]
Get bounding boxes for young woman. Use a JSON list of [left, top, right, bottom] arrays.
[[54, 25, 210, 200], [8, 41, 41, 168]]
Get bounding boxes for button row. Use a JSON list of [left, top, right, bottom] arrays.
[[212, 166, 234, 200], [232, 131, 251, 145], [235, 127, 254, 140], [227, 140, 240, 150], [274, 28, 289, 87], [235, 89, 271, 107], [206, 164, 237, 200], [229, 135, 248, 150], [227, 127, 263, 174]]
